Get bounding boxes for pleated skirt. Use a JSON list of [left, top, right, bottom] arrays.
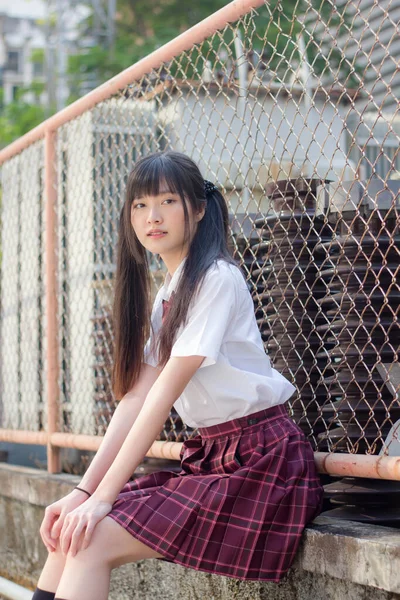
[[108, 402, 324, 581]]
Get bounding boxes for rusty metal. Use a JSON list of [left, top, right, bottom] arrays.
[[315, 182, 400, 455], [0, 0, 399, 480], [236, 179, 334, 448], [44, 129, 61, 474]]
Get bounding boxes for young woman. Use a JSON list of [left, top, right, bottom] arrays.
[[33, 151, 324, 600]]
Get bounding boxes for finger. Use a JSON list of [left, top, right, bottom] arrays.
[[80, 520, 96, 553], [40, 508, 59, 552], [51, 513, 65, 541], [69, 520, 86, 557], [39, 531, 56, 554], [40, 524, 56, 553], [60, 518, 75, 556], [40, 507, 57, 545]]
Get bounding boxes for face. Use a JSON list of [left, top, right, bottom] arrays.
[[130, 184, 205, 263]]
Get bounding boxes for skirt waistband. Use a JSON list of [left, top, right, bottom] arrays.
[[198, 403, 289, 439]]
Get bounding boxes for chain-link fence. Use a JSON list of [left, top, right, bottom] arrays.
[[0, 0, 399, 473]]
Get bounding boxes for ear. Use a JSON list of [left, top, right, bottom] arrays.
[[196, 204, 206, 223]]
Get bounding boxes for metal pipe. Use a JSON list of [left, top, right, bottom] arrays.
[[0, 0, 266, 165], [295, 30, 313, 176], [1, 427, 400, 479], [0, 430, 183, 461], [44, 129, 60, 474], [234, 29, 250, 207], [0, 576, 32, 600], [0, 430, 48, 445], [315, 452, 400, 481]]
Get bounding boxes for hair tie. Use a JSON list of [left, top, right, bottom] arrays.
[[74, 486, 91, 497], [204, 179, 217, 197]]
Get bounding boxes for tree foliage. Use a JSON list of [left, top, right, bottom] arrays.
[[0, 0, 359, 144], [68, 0, 228, 97], [0, 88, 47, 147], [0, 48, 49, 146], [68, 0, 359, 96]]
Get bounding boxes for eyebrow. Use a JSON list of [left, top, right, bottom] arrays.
[[134, 190, 176, 200]]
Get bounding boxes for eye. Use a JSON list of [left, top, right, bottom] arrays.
[[163, 198, 175, 204], [132, 202, 144, 209]]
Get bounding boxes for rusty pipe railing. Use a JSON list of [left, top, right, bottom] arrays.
[[0, 0, 266, 165], [0, 0, 399, 480]]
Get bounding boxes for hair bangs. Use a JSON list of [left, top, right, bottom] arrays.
[[130, 154, 188, 204]]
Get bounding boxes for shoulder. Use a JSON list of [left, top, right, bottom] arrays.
[[194, 259, 249, 308], [203, 259, 249, 292]]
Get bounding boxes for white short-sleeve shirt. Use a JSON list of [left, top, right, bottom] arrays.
[[144, 257, 296, 428]]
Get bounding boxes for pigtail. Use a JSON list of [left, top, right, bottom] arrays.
[[157, 178, 237, 367], [112, 202, 151, 400], [112, 149, 239, 390]]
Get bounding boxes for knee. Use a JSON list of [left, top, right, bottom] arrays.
[[62, 522, 114, 570], [45, 540, 66, 567], [63, 544, 110, 571]]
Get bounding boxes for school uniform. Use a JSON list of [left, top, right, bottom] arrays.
[[108, 257, 324, 582]]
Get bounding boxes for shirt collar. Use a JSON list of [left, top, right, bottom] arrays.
[[162, 256, 188, 300]]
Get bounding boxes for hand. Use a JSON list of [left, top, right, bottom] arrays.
[[59, 495, 112, 557], [40, 489, 90, 553]]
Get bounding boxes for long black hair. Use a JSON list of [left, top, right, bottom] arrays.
[[112, 150, 236, 399]]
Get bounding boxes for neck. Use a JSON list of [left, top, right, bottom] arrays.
[[161, 252, 188, 277]]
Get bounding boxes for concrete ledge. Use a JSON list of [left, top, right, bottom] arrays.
[[1, 464, 400, 599], [0, 464, 81, 507], [300, 516, 400, 594]]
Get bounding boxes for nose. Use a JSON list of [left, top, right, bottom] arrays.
[[147, 206, 163, 224]]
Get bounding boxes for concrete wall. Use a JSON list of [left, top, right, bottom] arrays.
[[1, 464, 399, 600]]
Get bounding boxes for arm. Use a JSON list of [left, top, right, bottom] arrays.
[[78, 362, 162, 494], [95, 355, 205, 503]]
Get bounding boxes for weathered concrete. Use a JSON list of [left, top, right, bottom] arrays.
[[1, 463, 400, 599]]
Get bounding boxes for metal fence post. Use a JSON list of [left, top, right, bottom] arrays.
[[45, 128, 60, 474]]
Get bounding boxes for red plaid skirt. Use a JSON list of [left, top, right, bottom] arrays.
[[108, 403, 324, 581]]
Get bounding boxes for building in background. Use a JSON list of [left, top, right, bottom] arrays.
[[0, 0, 95, 112], [0, 0, 47, 106], [337, 0, 400, 180]]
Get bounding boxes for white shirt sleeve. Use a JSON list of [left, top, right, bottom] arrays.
[[170, 264, 237, 369]]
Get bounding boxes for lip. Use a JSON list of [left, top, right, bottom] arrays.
[[147, 230, 167, 237]]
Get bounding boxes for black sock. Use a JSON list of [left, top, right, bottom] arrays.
[[32, 588, 56, 600]]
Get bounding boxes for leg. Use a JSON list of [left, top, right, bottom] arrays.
[[34, 540, 67, 595], [55, 516, 163, 600]]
